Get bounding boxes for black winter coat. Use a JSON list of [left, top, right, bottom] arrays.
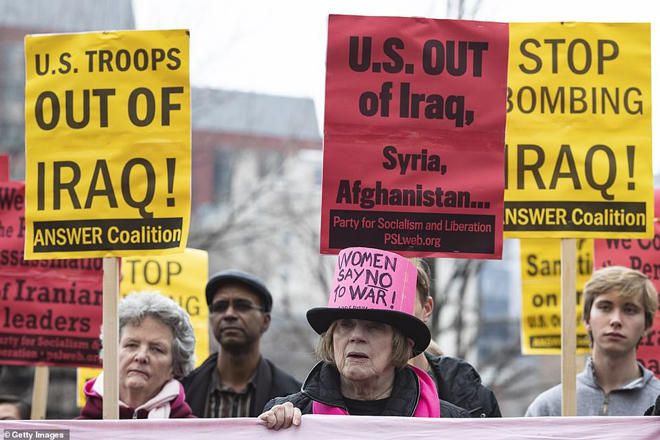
[[644, 394, 660, 415], [425, 352, 501, 418], [265, 361, 471, 418], [182, 353, 301, 417]]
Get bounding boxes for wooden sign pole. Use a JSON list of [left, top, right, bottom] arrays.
[[30, 366, 49, 419], [103, 257, 120, 419], [561, 238, 577, 416]]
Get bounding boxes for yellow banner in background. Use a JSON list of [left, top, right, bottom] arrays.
[[505, 23, 653, 238], [24, 30, 191, 259], [520, 239, 593, 355], [77, 248, 208, 406]]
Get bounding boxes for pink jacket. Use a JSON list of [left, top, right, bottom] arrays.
[[77, 374, 195, 419], [313, 365, 441, 417]]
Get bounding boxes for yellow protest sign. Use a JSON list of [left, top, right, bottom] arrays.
[[24, 30, 191, 259], [520, 239, 592, 354], [120, 248, 209, 353], [77, 248, 208, 406], [504, 23, 653, 238]]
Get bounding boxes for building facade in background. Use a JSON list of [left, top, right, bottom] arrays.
[[0, 0, 136, 180], [186, 87, 326, 381]]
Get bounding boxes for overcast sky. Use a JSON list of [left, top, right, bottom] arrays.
[[132, 0, 660, 172]]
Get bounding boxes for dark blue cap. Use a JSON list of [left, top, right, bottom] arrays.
[[205, 270, 273, 312]]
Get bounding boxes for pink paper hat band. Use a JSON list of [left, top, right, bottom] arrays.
[[329, 247, 417, 314]]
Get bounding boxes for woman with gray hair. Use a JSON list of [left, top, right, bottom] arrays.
[[78, 291, 196, 419]]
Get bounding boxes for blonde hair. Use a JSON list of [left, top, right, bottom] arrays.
[[583, 266, 659, 342], [315, 320, 413, 369], [426, 339, 444, 357]]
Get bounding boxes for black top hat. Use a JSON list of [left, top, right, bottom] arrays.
[[205, 270, 273, 312], [306, 307, 431, 356]]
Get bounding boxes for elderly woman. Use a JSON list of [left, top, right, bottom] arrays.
[[78, 291, 196, 419], [260, 247, 469, 429]]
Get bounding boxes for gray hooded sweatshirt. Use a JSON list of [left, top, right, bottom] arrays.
[[525, 357, 660, 416]]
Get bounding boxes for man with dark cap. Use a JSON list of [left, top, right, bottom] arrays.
[[182, 270, 301, 417]]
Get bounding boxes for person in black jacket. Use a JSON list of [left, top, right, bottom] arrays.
[[410, 264, 502, 417], [645, 394, 660, 415], [182, 270, 300, 417], [0, 395, 30, 420]]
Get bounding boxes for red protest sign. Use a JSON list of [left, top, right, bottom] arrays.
[[0, 155, 8, 181], [0, 181, 103, 368], [594, 189, 660, 376], [321, 15, 508, 258]]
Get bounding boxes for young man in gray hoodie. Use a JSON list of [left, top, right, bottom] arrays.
[[526, 266, 660, 416]]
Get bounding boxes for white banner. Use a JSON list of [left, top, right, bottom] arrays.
[[1, 415, 659, 439]]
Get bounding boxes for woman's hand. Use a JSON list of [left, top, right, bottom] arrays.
[[258, 402, 302, 430]]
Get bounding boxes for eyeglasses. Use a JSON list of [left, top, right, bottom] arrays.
[[210, 299, 265, 314]]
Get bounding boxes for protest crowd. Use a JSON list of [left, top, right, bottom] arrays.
[[2, 3, 660, 440], [3, 252, 660, 421]]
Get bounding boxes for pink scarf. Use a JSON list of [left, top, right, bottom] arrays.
[[312, 365, 441, 417]]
